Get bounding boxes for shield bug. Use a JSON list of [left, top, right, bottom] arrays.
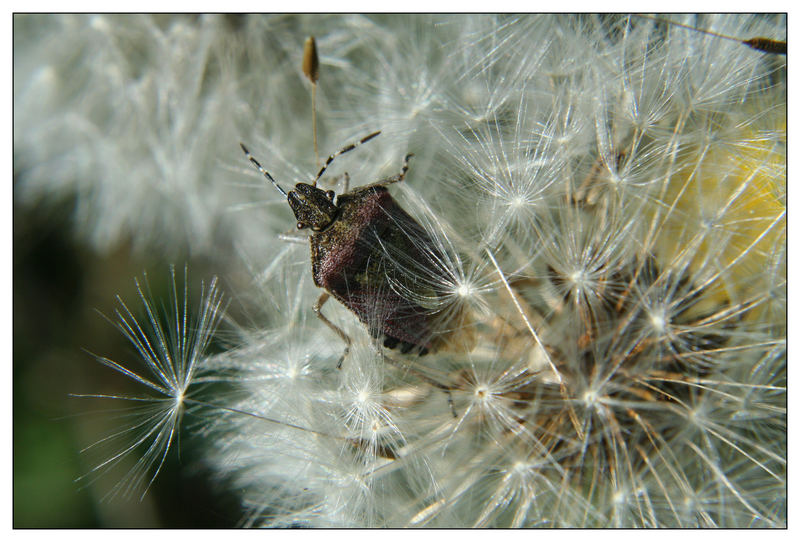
[[240, 133, 452, 367]]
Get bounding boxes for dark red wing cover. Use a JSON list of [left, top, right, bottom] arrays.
[[312, 187, 443, 351]]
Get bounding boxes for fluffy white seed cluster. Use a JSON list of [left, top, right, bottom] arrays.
[[19, 14, 785, 527]]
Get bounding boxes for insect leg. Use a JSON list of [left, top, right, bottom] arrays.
[[374, 153, 414, 187], [314, 292, 352, 369], [382, 352, 458, 417], [312, 131, 381, 186], [277, 230, 308, 244], [318, 172, 350, 195]]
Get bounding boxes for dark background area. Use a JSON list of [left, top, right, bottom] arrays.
[[13, 196, 241, 527]]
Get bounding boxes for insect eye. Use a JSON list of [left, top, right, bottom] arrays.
[[297, 222, 306, 229], [326, 190, 335, 200]]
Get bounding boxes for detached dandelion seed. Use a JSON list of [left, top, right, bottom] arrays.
[[75, 266, 224, 499]]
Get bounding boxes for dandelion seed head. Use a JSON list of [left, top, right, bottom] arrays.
[[285, 364, 300, 380], [582, 388, 599, 408], [687, 407, 700, 425], [648, 306, 669, 333], [49, 13, 785, 527], [568, 268, 588, 289], [455, 279, 477, 300], [509, 195, 526, 209], [474, 385, 490, 401]]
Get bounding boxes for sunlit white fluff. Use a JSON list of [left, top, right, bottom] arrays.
[[24, 13, 785, 527]]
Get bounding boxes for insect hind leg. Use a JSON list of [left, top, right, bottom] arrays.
[[314, 292, 352, 369], [382, 352, 457, 418]]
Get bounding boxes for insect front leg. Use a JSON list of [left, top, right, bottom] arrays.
[[374, 153, 414, 188], [318, 171, 350, 195], [314, 292, 352, 369], [277, 230, 309, 243], [312, 131, 381, 186]]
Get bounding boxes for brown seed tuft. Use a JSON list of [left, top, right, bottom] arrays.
[[302, 36, 319, 83]]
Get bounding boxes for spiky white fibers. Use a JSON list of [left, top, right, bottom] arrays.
[[75, 266, 224, 500], [36, 14, 784, 526]]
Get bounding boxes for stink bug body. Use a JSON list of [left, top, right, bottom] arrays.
[[241, 132, 447, 366]]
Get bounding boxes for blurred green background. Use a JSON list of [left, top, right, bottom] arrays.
[[13, 196, 241, 527]]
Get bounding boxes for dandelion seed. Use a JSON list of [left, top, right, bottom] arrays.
[[75, 266, 224, 499]]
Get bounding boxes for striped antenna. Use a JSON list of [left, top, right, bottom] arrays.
[[240, 143, 288, 198]]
